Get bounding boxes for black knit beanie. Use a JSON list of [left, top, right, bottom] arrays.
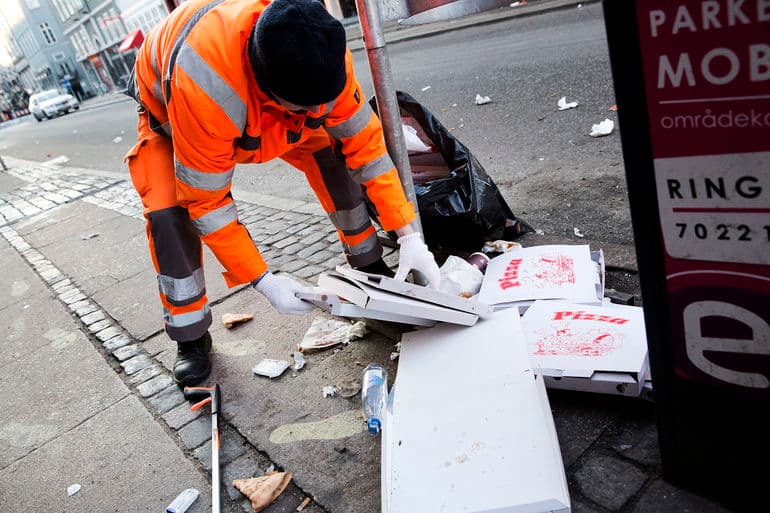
[[250, 0, 347, 106]]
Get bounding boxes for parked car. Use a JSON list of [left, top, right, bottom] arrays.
[[29, 89, 80, 121]]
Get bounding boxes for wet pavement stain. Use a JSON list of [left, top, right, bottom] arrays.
[[269, 409, 365, 444]]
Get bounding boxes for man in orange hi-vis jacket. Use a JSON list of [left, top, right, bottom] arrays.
[[125, 0, 441, 386]]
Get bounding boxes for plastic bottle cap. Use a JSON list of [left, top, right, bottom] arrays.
[[367, 418, 381, 434]]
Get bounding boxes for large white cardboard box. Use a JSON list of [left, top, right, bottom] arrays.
[[383, 309, 570, 513], [521, 301, 649, 397], [297, 289, 436, 327], [479, 245, 599, 309]]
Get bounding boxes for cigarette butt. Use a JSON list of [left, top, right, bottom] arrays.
[[297, 497, 312, 511]]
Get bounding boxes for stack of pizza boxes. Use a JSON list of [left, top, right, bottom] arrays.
[[479, 244, 649, 398]]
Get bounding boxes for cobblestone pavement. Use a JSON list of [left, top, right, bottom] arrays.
[[0, 157, 740, 513]]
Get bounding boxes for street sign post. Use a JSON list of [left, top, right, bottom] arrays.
[[603, 0, 769, 510]]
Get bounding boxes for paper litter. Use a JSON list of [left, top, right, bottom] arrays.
[[439, 255, 483, 298], [298, 317, 368, 352], [590, 119, 615, 137], [67, 484, 81, 496], [292, 352, 306, 371], [574, 227, 585, 238], [253, 359, 291, 378], [557, 96, 578, 111], [322, 386, 337, 398], [402, 124, 432, 152], [475, 94, 492, 105], [113, 136, 123, 143]]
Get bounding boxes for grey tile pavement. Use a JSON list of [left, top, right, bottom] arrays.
[[0, 154, 742, 513]]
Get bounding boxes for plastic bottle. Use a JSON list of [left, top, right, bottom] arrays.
[[362, 363, 388, 434]]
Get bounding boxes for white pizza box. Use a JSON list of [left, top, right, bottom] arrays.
[[522, 300, 649, 397], [317, 271, 479, 326], [383, 309, 571, 513], [479, 245, 600, 308], [334, 265, 493, 316], [297, 289, 436, 327]]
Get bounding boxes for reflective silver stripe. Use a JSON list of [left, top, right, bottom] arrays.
[[176, 42, 246, 131], [150, 35, 164, 105], [348, 231, 380, 256], [175, 160, 234, 191], [350, 153, 394, 184], [329, 203, 371, 235], [325, 104, 372, 139], [164, 303, 211, 328], [164, 0, 225, 100], [158, 267, 205, 303], [191, 201, 238, 235]]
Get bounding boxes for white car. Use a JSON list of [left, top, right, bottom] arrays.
[[29, 89, 80, 121]]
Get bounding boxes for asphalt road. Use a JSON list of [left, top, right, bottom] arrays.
[[0, 3, 632, 246]]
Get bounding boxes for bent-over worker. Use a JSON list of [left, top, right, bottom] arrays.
[[125, 0, 441, 386]]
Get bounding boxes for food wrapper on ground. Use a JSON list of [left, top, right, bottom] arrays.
[[438, 256, 483, 298], [222, 312, 253, 328], [298, 317, 368, 352], [590, 118, 615, 137], [482, 240, 522, 254], [233, 472, 292, 512]]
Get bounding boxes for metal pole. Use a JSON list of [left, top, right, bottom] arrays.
[[354, 0, 423, 235]]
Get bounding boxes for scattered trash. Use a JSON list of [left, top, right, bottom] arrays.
[[292, 352, 306, 371], [252, 359, 291, 378], [535, 229, 545, 235], [467, 252, 490, 273], [322, 386, 337, 398], [390, 352, 400, 361], [233, 472, 292, 513], [590, 119, 615, 137], [421, 85, 431, 91], [165, 488, 200, 513], [539, 157, 545, 161], [43, 155, 70, 166], [265, 464, 275, 474], [557, 96, 578, 111], [67, 484, 81, 496], [439, 255, 484, 297], [298, 317, 368, 352], [80, 232, 99, 240], [510, 0, 528, 6], [609, 104, 618, 111], [475, 94, 492, 105], [297, 497, 312, 511], [362, 363, 388, 434], [221, 312, 253, 328], [113, 136, 123, 143], [574, 227, 585, 238], [336, 379, 362, 398], [482, 240, 522, 254], [402, 124, 432, 152], [577, 3, 582, 8]]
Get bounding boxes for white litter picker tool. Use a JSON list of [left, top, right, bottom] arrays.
[[184, 384, 222, 513]]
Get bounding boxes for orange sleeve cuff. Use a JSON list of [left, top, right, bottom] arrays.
[[378, 201, 417, 232]]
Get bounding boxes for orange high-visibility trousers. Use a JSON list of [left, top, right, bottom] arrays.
[[126, 108, 212, 342], [127, 109, 383, 343]]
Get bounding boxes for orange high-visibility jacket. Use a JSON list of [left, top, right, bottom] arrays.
[[132, 0, 415, 287]]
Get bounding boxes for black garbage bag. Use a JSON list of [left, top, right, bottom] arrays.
[[368, 91, 532, 250]]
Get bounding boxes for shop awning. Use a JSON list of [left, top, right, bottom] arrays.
[[118, 29, 144, 53]]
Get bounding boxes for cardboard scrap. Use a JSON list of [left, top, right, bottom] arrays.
[[222, 312, 253, 328], [233, 472, 292, 513]]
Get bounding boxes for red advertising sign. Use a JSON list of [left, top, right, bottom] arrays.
[[636, 0, 770, 394]]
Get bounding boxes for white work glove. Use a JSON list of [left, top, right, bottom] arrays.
[[394, 232, 441, 289], [253, 272, 316, 315]]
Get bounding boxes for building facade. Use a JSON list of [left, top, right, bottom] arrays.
[[0, 0, 83, 100], [53, 0, 131, 96]]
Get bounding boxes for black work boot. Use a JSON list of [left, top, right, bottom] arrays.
[[173, 332, 212, 387], [355, 258, 395, 278]]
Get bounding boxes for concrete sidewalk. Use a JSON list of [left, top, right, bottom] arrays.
[[0, 155, 739, 513]]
